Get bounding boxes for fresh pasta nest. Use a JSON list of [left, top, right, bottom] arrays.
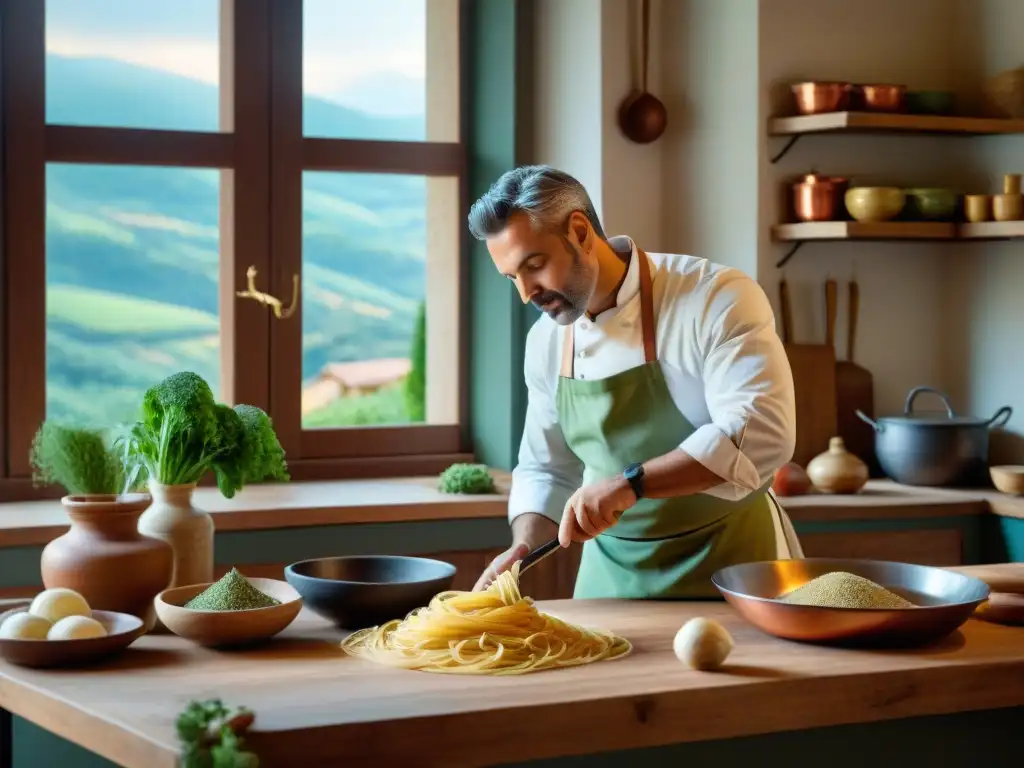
[[340, 562, 632, 675]]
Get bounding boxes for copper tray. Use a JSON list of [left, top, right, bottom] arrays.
[[712, 558, 989, 648]]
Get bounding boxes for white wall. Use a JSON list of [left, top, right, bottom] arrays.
[[947, 0, 1024, 459], [524, 0, 1024, 453], [525, 0, 664, 251]]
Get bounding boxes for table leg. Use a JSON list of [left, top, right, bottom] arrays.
[[0, 706, 11, 768]]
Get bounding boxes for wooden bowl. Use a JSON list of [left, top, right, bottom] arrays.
[[990, 465, 1024, 496], [154, 578, 302, 648], [0, 606, 145, 668]]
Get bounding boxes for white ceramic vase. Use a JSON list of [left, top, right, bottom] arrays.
[[137, 482, 215, 590]]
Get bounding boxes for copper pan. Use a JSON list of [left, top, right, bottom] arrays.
[[857, 83, 907, 112], [792, 173, 849, 222], [791, 81, 852, 115], [712, 558, 989, 648]]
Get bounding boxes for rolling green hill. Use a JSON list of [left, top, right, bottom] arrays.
[[44, 54, 429, 428]]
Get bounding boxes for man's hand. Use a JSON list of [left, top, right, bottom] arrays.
[[558, 475, 637, 547], [473, 513, 557, 592]]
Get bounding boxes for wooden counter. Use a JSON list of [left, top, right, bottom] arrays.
[[1, 476, 1019, 550], [3, 566, 1024, 767]]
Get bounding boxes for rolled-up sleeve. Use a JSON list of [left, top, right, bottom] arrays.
[[508, 324, 584, 525], [679, 271, 796, 501]]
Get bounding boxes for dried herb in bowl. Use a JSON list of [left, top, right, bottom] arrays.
[[184, 569, 281, 612]]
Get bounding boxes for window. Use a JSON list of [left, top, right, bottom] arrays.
[[0, 0, 467, 494]]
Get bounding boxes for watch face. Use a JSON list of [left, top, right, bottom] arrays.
[[625, 463, 642, 479]]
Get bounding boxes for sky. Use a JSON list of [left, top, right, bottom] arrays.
[[44, 0, 426, 112]]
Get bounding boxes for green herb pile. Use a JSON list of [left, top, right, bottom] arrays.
[[438, 463, 497, 495], [177, 698, 258, 768], [119, 371, 289, 498], [184, 568, 281, 612], [29, 422, 134, 496]]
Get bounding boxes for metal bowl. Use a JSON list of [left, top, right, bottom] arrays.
[[284, 555, 456, 630], [712, 558, 989, 648]]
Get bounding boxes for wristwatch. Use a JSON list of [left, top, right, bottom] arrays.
[[623, 462, 645, 500]]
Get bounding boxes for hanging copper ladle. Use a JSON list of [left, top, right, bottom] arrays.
[[618, 0, 667, 144]]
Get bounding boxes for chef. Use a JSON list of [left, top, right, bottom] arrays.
[[469, 164, 804, 599]]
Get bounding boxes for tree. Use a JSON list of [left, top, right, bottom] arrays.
[[405, 301, 426, 422]]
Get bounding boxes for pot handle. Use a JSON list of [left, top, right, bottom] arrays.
[[855, 409, 882, 432], [987, 406, 1013, 429], [904, 386, 956, 418]]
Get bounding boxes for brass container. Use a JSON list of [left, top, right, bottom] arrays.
[[1004, 173, 1022, 195], [965, 194, 992, 223], [859, 83, 907, 112], [993, 193, 1023, 222], [792, 173, 849, 222], [791, 82, 851, 115]]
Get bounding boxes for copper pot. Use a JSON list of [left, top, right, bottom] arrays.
[[858, 84, 907, 112], [793, 174, 849, 222], [791, 82, 852, 115]]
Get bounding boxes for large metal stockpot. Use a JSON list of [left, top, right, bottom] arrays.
[[856, 386, 1012, 487]]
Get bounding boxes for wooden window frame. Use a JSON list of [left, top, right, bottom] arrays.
[[0, 0, 472, 502]]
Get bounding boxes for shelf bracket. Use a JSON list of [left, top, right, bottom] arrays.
[[770, 135, 801, 164], [775, 241, 805, 269]]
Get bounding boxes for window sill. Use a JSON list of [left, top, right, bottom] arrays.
[[0, 472, 512, 548]]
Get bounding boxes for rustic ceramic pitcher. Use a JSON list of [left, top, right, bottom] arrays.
[[138, 482, 215, 590], [40, 492, 173, 631]]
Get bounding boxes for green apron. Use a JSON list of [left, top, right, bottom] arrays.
[[556, 248, 799, 600]]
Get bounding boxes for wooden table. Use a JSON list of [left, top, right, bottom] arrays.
[[2, 576, 1024, 767]]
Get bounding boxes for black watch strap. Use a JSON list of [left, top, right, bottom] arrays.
[[623, 462, 645, 499]]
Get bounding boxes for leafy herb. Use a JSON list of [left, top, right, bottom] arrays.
[[119, 371, 289, 498], [184, 568, 281, 611], [438, 463, 497, 494], [176, 698, 258, 768], [29, 421, 132, 495]]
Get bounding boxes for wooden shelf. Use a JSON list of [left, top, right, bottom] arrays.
[[958, 221, 1024, 239], [772, 221, 956, 241], [770, 111, 1024, 136]]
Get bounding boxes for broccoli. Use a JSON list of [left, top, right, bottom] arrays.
[[211, 404, 289, 498], [438, 463, 497, 495], [121, 371, 289, 497]]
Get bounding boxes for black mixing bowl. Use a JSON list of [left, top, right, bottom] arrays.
[[284, 555, 457, 629]]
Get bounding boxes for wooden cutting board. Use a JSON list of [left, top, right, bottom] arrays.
[[834, 279, 879, 476], [952, 563, 1024, 626], [780, 279, 837, 468]]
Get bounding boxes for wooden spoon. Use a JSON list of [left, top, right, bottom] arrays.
[[618, 0, 667, 144]]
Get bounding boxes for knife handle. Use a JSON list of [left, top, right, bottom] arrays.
[[779, 279, 792, 344], [825, 278, 837, 349], [848, 279, 860, 363]]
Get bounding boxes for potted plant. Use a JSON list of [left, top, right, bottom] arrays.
[[119, 371, 289, 591], [31, 421, 173, 631]]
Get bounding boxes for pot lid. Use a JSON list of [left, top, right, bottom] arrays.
[[875, 414, 991, 427]]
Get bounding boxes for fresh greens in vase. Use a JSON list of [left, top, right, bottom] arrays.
[[119, 371, 289, 497], [29, 422, 138, 496]]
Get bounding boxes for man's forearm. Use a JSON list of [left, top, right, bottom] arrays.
[[510, 512, 558, 549], [634, 448, 724, 499]]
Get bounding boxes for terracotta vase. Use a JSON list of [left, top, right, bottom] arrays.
[[40, 493, 173, 632], [806, 436, 869, 494], [138, 482, 215, 591]]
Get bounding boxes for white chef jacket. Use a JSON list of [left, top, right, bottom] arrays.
[[508, 235, 797, 525]]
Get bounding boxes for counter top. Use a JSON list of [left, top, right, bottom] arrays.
[[2, 566, 1024, 767], [0, 475, 1020, 549]]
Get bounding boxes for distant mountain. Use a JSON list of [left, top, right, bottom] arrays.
[[330, 71, 425, 117], [43, 54, 430, 428]]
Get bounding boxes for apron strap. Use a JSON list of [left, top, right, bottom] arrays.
[[560, 245, 657, 378]]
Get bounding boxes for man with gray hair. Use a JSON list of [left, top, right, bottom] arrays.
[[470, 164, 802, 598]]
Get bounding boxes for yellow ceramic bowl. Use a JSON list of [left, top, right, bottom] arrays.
[[844, 187, 906, 222], [990, 465, 1024, 496]]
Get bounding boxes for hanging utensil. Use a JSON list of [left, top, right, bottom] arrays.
[[618, 0, 667, 144]]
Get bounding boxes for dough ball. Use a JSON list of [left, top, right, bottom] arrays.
[[0, 611, 52, 640], [673, 617, 734, 670], [47, 615, 107, 641], [29, 588, 92, 624]]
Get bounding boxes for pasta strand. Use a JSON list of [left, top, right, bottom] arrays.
[[339, 561, 632, 675]]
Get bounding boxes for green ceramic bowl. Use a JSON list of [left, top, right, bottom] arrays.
[[904, 188, 959, 221], [906, 91, 955, 115]]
